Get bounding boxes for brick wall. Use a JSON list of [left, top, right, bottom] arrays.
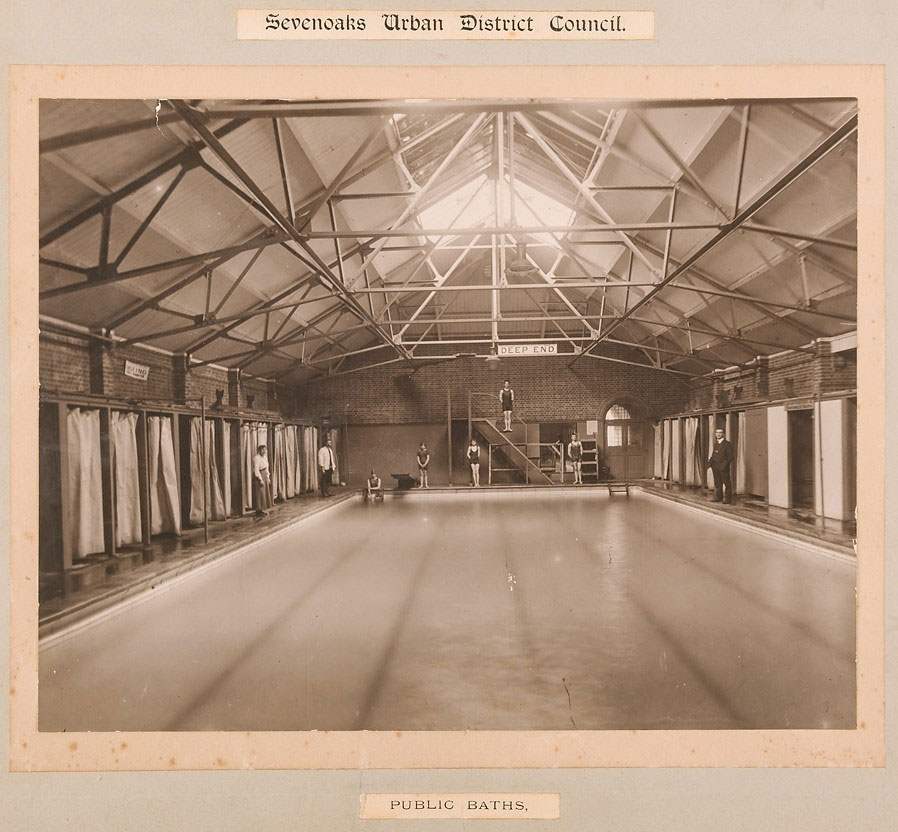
[[684, 341, 857, 413], [39, 331, 300, 418], [101, 344, 176, 400], [299, 349, 690, 424], [39, 333, 91, 393], [820, 345, 857, 393]]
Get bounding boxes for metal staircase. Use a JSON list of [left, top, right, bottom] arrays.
[[472, 418, 554, 485]]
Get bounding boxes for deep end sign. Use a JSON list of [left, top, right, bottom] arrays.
[[497, 343, 557, 357]]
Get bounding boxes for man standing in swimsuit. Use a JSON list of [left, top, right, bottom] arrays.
[[417, 442, 431, 488], [499, 379, 514, 432], [468, 439, 481, 487], [568, 433, 584, 485]]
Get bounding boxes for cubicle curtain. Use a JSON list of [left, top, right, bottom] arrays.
[[330, 428, 341, 484], [241, 423, 254, 511], [653, 423, 663, 478], [269, 424, 280, 500], [671, 419, 682, 482], [301, 427, 311, 493], [241, 422, 266, 510], [285, 425, 297, 499], [67, 407, 106, 557], [147, 415, 181, 535], [298, 426, 307, 494], [304, 426, 319, 493], [273, 423, 289, 501], [683, 417, 699, 486], [219, 420, 232, 518], [661, 419, 670, 480], [736, 411, 747, 494], [112, 411, 142, 547], [189, 418, 225, 524]]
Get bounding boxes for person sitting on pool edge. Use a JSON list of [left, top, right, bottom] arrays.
[[365, 469, 384, 501], [467, 438, 481, 486], [417, 442, 431, 488]]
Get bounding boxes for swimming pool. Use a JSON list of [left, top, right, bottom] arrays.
[[39, 489, 856, 731]]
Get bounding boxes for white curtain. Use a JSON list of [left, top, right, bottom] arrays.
[[330, 428, 341, 484], [147, 415, 180, 535], [661, 419, 670, 480], [671, 419, 682, 482], [189, 417, 225, 524], [295, 427, 308, 496], [242, 423, 254, 510], [684, 417, 699, 486], [112, 411, 142, 546], [304, 426, 319, 493], [270, 424, 280, 500], [653, 423, 663, 478], [285, 425, 297, 499], [272, 423, 288, 501], [736, 411, 747, 494], [67, 407, 105, 557], [241, 421, 266, 510], [219, 420, 232, 518]]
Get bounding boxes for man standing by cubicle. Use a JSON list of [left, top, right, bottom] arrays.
[[318, 435, 336, 498], [706, 428, 734, 504]]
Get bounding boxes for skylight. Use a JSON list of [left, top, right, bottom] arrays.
[[416, 173, 574, 251], [417, 175, 492, 242], [510, 179, 574, 248]]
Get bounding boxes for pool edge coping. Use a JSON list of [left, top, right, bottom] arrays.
[[38, 494, 356, 649]]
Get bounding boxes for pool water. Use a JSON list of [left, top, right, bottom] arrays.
[[39, 490, 856, 731]]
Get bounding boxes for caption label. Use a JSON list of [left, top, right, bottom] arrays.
[[360, 793, 560, 819], [238, 10, 655, 40]]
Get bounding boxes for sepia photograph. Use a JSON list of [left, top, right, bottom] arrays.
[[32, 92, 862, 738]]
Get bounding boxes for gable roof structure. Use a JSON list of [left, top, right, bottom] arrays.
[[39, 98, 858, 384]]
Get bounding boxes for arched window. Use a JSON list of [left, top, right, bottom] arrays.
[[604, 402, 642, 449], [606, 404, 632, 421]]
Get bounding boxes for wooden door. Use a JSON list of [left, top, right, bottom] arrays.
[[604, 403, 647, 481]]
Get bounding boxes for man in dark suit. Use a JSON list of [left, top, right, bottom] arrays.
[[706, 428, 734, 504]]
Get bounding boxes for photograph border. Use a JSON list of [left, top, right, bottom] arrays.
[[9, 63, 884, 771]]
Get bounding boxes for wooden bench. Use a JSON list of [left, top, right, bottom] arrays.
[[391, 473, 418, 490]]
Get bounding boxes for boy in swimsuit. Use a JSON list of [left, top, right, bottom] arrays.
[[417, 442, 431, 488], [568, 433, 583, 484], [499, 379, 514, 432], [467, 439, 481, 487]]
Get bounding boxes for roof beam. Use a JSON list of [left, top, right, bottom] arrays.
[[168, 99, 414, 366], [570, 112, 858, 365], [345, 112, 489, 290], [40, 119, 245, 248], [296, 119, 386, 233], [630, 109, 732, 220], [514, 111, 659, 276]]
